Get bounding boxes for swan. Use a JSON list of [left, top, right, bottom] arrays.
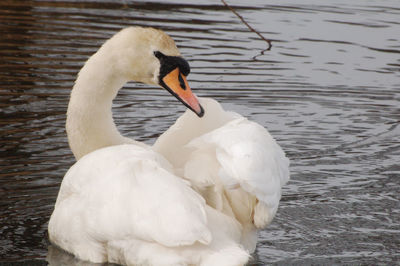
[[48, 27, 290, 266]]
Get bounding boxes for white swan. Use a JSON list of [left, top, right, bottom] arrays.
[[48, 27, 290, 266]]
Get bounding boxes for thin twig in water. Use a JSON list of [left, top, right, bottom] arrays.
[[221, 0, 272, 51]]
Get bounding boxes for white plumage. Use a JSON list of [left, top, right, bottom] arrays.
[[48, 26, 289, 266], [154, 98, 289, 252]]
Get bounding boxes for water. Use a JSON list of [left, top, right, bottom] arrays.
[[0, 0, 399, 264]]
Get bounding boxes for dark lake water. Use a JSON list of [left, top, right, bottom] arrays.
[[1, 0, 399, 265]]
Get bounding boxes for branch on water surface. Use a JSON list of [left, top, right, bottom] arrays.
[[221, 0, 272, 51]]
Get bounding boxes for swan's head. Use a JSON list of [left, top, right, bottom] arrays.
[[102, 27, 204, 117]]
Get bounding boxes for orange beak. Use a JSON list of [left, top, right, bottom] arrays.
[[161, 68, 204, 117]]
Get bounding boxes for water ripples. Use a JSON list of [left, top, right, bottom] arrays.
[[1, 0, 399, 264]]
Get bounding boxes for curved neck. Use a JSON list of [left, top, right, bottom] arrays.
[[66, 52, 134, 160]]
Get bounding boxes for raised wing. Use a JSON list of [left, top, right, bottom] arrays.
[[154, 98, 290, 229], [184, 117, 290, 228]]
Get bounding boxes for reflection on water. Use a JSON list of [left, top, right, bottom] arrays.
[[0, 0, 399, 265]]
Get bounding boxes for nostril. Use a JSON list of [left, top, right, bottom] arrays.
[[178, 73, 186, 90]]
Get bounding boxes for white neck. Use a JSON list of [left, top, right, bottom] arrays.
[[65, 27, 180, 160], [66, 52, 138, 160]]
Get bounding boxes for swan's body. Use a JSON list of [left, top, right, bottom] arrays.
[[48, 27, 289, 265]]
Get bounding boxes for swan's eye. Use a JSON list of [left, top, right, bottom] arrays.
[[154, 51, 165, 60], [154, 50, 190, 82]]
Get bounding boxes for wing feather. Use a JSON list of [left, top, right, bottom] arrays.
[[185, 117, 289, 226], [154, 98, 289, 229], [50, 144, 211, 249]]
